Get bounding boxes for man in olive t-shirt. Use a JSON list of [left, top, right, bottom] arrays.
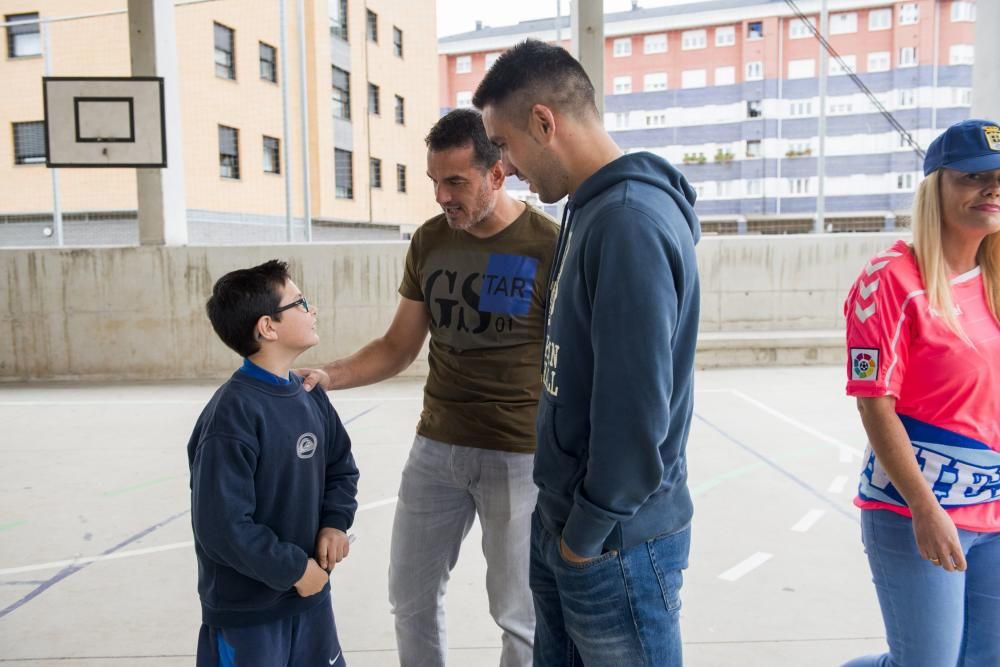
[[299, 109, 558, 666]]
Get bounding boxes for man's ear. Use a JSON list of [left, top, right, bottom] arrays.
[[255, 315, 279, 343], [529, 104, 556, 145], [489, 160, 506, 190]]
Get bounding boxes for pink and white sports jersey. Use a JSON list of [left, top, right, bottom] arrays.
[[844, 239, 1000, 532]]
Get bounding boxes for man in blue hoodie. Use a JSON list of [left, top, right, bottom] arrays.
[[475, 39, 701, 665]]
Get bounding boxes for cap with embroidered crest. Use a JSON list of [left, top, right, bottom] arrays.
[[923, 119, 1000, 176]]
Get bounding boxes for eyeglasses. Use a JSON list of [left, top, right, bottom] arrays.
[[273, 297, 310, 314]]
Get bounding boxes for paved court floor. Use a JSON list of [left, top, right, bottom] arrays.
[[0, 366, 888, 666]]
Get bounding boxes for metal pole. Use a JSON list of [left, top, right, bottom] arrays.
[[971, 0, 1000, 117], [555, 0, 561, 45], [930, 0, 939, 131], [296, 0, 312, 242], [279, 0, 293, 241], [815, 0, 828, 234], [42, 21, 64, 246], [775, 14, 784, 216]]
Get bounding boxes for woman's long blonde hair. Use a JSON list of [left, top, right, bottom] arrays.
[[911, 170, 1000, 340]]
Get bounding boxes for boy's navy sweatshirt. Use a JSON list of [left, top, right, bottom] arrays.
[[187, 368, 359, 627], [536, 151, 701, 558]]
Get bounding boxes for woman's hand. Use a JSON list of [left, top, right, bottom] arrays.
[[911, 503, 967, 572]]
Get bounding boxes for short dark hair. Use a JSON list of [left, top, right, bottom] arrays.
[[425, 108, 500, 170], [473, 39, 598, 123], [206, 259, 290, 358]]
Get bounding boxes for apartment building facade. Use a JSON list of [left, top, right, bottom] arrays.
[[438, 0, 976, 227], [1, 0, 439, 244]]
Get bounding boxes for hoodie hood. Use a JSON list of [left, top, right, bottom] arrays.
[[572, 151, 700, 244]]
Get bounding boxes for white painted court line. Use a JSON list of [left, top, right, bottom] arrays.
[[0, 497, 399, 577], [729, 390, 864, 460], [791, 509, 826, 532], [828, 475, 849, 494], [718, 552, 773, 582]]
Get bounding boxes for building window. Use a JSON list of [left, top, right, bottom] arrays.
[[643, 72, 667, 92], [747, 21, 763, 40], [613, 76, 632, 94], [368, 82, 380, 115], [214, 23, 235, 80], [790, 17, 815, 39], [747, 100, 762, 118], [259, 42, 277, 82], [366, 10, 378, 42], [455, 55, 471, 73], [332, 66, 351, 120], [396, 163, 407, 193], [899, 3, 919, 25], [949, 44, 974, 66], [954, 88, 972, 106], [788, 58, 816, 79], [745, 179, 763, 196], [393, 26, 403, 57], [867, 51, 890, 72], [681, 69, 706, 89], [613, 38, 632, 57], [644, 33, 667, 53], [218, 125, 239, 179], [898, 47, 917, 68], [828, 100, 854, 114], [6, 12, 40, 58], [868, 8, 892, 31], [262, 136, 280, 174], [746, 139, 762, 158], [370, 157, 382, 188], [830, 12, 858, 34], [897, 89, 917, 108], [715, 66, 735, 86], [394, 95, 405, 124], [681, 29, 706, 50], [331, 0, 348, 41], [455, 90, 472, 108], [12, 121, 45, 164], [787, 177, 812, 194], [644, 112, 667, 127], [829, 54, 856, 76], [335, 149, 353, 198], [787, 140, 812, 156], [896, 173, 915, 190], [485, 51, 502, 70], [745, 61, 763, 81], [715, 26, 735, 47], [951, 1, 976, 22], [788, 100, 813, 117]]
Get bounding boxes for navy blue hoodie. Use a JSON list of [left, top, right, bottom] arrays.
[[536, 151, 700, 558], [187, 370, 359, 627]]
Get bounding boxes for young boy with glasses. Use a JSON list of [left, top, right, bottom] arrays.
[[189, 259, 359, 666]]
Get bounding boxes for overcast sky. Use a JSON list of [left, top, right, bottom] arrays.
[[436, 0, 689, 39]]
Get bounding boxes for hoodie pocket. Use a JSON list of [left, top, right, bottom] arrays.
[[535, 396, 587, 496]]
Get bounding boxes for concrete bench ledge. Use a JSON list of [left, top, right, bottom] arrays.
[[696, 329, 844, 368]]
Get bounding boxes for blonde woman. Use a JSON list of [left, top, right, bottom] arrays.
[[842, 119, 1000, 667]]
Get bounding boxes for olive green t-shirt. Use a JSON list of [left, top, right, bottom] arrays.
[[399, 204, 559, 453]]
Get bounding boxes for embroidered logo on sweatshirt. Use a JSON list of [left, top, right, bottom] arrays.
[[296, 432, 318, 459]]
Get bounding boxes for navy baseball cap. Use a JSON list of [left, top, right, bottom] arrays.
[[923, 119, 1000, 176]]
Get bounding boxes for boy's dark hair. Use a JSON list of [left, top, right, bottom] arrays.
[[425, 108, 500, 171], [206, 259, 290, 358], [473, 39, 598, 125]]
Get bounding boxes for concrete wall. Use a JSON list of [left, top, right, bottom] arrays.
[[0, 233, 908, 381]]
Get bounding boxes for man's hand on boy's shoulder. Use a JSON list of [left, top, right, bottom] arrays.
[[293, 366, 332, 392], [315, 527, 351, 572], [293, 558, 329, 597]]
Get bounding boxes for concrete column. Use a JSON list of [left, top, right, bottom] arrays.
[[571, 0, 604, 116], [128, 0, 187, 245], [971, 0, 1000, 119]]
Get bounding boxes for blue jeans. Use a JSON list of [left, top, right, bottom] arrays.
[[842, 509, 1000, 667], [530, 510, 689, 667], [388, 435, 536, 667]]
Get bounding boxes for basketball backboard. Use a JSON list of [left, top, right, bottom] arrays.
[[43, 77, 166, 168]]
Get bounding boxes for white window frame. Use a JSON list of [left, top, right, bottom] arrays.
[[455, 55, 471, 74], [868, 8, 892, 31], [788, 100, 813, 117], [681, 29, 707, 50], [896, 173, 915, 191], [746, 139, 762, 158], [788, 58, 816, 79], [898, 47, 917, 68], [830, 12, 858, 34], [951, 1, 976, 22], [899, 3, 919, 25], [897, 89, 917, 108], [867, 51, 890, 73], [949, 44, 974, 66], [715, 66, 735, 86], [613, 76, 632, 95], [643, 72, 668, 92], [484, 52, 502, 70], [715, 26, 735, 47], [643, 34, 667, 54], [681, 69, 706, 88], [455, 90, 472, 108], [745, 61, 763, 81], [789, 17, 815, 39], [829, 54, 856, 76], [613, 38, 632, 58]]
